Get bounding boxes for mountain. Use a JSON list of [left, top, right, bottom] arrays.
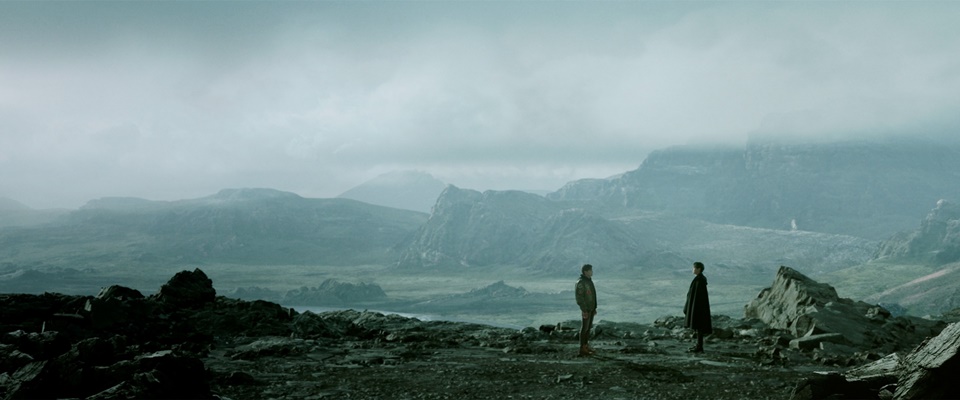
[[0, 188, 428, 267], [397, 185, 874, 272], [845, 200, 960, 315], [875, 199, 960, 264], [338, 170, 447, 213], [396, 186, 684, 270], [0, 197, 69, 228], [0, 197, 30, 211], [549, 137, 960, 240], [863, 262, 960, 316]]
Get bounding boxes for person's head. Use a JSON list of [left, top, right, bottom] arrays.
[[693, 261, 704, 275], [581, 264, 593, 278]]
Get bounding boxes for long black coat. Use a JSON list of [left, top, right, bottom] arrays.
[[684, 274, 712, 334]]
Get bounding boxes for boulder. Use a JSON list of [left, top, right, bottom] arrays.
[[789, 333, 847, 351], [894, 321, 960, 399], [745, 266, 943, 353], [84, 287, 154, 331], [96, 285, 145, 301], [151, 268, 216, 308], [791, 321, 960, 399]]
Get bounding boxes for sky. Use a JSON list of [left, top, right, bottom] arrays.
[[2, 1, 960, 209]]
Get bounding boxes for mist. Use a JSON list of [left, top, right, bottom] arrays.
[[2, 1, 959, 209]]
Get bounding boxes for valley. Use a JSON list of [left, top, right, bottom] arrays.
[[0, 259, 916, 330]]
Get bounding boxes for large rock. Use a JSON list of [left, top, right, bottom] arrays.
[[894, 321, 960, 399], [792, 321, 960, 399], [151, 268, 216, 308], [0, 268, 297, 400], [745, 266, 943, 353], [84, 285, 152, 330]]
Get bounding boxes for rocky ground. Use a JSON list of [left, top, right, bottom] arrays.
[[2, 268, 958, 400], [204, 312, 841, 400]]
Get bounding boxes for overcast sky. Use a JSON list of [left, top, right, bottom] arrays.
[[2, 1, 960, 209]]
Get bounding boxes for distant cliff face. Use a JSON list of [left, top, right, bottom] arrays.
[[876, 199, 960, 264], [550, 139, 960, 240], [397, 186, 682, 270]]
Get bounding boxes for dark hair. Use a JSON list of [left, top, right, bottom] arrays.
[[693, 261, 704, 270], [581, 264, 593, 273]]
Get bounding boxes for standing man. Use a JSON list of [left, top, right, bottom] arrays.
[[575, 263, 597, 357], [684, 261, 712, 353]]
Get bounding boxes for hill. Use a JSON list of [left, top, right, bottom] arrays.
[[0, 188, 428, 268], [0, 196, 69, 228], [822, 199, 960, 315], [397, 186, 876, 274]]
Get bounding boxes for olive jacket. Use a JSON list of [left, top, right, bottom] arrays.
[[575, 275, 597, 312]]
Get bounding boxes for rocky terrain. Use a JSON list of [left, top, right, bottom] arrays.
[[877, 199, 960, 264], [2, 267, 958, 399]]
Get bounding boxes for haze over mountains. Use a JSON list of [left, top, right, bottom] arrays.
[[3, 135, 960, 316], [337, 170, 447, 214]]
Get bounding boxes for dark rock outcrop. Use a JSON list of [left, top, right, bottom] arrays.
[[791, 321, 960, 400], [745, 266, 944, 355], [0, 268, 295, 400], [150, 268, 216, 308], [894, 321, 960, 399]]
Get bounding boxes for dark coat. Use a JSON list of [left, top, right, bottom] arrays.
[[575, 275, 597, 312], [684, 274, 712, 334]]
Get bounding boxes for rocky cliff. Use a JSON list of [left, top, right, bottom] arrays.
[[398, 185, 874, 272], [876, 199, 960, 264], [550, 138, 960, 240], [397, 186, 683, 270]]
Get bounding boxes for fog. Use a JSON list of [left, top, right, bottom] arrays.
[[2, 1, 959, 209]]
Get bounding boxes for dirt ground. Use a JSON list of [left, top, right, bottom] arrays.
[[204, 325, 841, 400]]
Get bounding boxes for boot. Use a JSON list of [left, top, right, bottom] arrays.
[[579, 345, 593, 357]]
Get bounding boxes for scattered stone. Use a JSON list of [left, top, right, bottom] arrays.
[[1, 267, 957, 400], [789, 333, 846, 351]]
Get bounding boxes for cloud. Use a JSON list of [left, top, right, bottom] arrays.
[[2, 1, 959, 208]]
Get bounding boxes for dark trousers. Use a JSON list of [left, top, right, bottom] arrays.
[[580, 312, 594, 347], [695, 330, 705, 349]]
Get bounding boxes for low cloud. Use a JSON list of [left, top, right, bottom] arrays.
[[2, 2, 959, 208]]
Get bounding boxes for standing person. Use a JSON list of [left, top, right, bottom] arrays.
[[684, 261, 712, 353], [575, 263, 597, 357]]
